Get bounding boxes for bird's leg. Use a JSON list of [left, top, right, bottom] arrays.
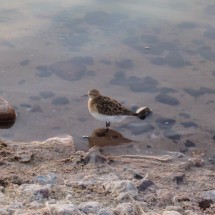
[[106, 122, 110, 132]]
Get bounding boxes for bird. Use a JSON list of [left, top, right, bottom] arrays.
[[87, 89, 151, 131]]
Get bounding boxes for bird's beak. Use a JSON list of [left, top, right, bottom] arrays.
[[81, 94, 88, 98]]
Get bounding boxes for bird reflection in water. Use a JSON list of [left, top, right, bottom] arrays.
[[87, 128, 132, 148]]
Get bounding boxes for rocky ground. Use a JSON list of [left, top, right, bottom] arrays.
[[0, 131, 215, 215]]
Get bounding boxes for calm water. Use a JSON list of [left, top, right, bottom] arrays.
[[0, 0, 215, 156]]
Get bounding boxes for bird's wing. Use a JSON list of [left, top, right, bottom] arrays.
[[95, 96, 134, 116]]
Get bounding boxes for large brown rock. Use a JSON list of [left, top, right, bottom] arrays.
[[0, 97, 16, 128]]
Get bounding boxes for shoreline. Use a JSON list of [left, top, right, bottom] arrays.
[[0, 135, 215, 215]]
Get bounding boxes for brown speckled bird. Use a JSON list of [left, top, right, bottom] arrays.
[[88, 89, 151, 130]]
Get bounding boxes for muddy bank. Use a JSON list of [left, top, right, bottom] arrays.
[[0, 136, 215, 215]]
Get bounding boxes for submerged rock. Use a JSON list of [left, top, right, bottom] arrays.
[[0, 97, 16, 128], [155, 94, 179, 106]]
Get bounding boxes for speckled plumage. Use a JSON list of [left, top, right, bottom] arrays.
[[87, 89, 151, 129], [89, 95, 136, 116]]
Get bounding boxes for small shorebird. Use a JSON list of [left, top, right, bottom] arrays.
[[88, 89, 151, 131]]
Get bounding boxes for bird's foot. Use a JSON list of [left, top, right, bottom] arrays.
[[105, 122, 110, 133]]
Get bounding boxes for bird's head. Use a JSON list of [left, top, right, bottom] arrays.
[[88, 89, 101, 99]]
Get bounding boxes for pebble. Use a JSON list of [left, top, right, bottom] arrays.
[[122, 124, 154, 135], [156, 118, 176, 129], [155, 94, 179, 106], [0, 209, 8, 215], [184, 140, 196, 147], [18, 184, 51, 202], [172, 173, 185, 185], [50, 59, 86, 81], [163, 130, 181, 142], [20, 59, 30, 66], [50, 203, 85, 215], [34, 173, 57, 185], [114, 202, 146, 215], [39, 91, 55, 99], [29, 96, 41, 101], [150, 57, 166, 65], [104, 180, 138, 197], [98, 208, 115, 215], [184, 210, 199, 215], [162, 211, 181, 215], [181, 121, 198, 128], [30, 104, 43, 113], [116, 59, 134, 69], [176, 21, 197, 29], [165, 51, 187, 68], [200, 190, 215, 202], [137, 179, 154, 192], [204, 27, 215, 40], [130, 76, 159, 93], [117, 192, 134, 202], [79, 201, 101, 214], [51, 97, 69, 105], [35, 65, 52, 77]]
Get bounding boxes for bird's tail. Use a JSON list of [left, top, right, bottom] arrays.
[[135, 107, 151, 119]]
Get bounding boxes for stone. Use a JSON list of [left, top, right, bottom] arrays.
[[0, 97, 16, 128], [184, 140, 195, 147], [181, 121, 198, 128], [150, 57, 166, 65], [34, 173, 57, 185], [130, 76, 159, 93], [200, 190, 215, 202], [176, 22, 197, 29], [30, 104, 43, 113], [156, 118, 176, 129], [204, 27, 215, 40], [155, 94, 179, 106], [172, 173, 185, 185], [185, 210, 199, 215], [116, 59, 134, 69], [51, 97, 69, 105], [50, 203, 84, 215], [165, 51, 187, 68], [39, 91, 55, 99], [117, 193, 134, 202], [78, 147, 107, 164], [114, 202, 146, 215], [35, 65, 52, 77], [104, 180, 138, 197], [162, 211, 181, 215], [163, 130, 181, 142], [18, 184, 51, 202], [79, 201, 101, 214], [50, 58, 87, 81], [98, 208, 115, 215], [0, 209, 8, 215], [20, 59, 30, 66], [137, 179, 154, 192]]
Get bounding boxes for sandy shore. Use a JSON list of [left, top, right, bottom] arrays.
[[0, 133, 215, 215]]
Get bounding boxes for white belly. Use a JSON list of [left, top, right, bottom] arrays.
[[90, 112, 129, 123]]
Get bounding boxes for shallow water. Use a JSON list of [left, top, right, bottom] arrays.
[[0, 0, 215, 157]]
